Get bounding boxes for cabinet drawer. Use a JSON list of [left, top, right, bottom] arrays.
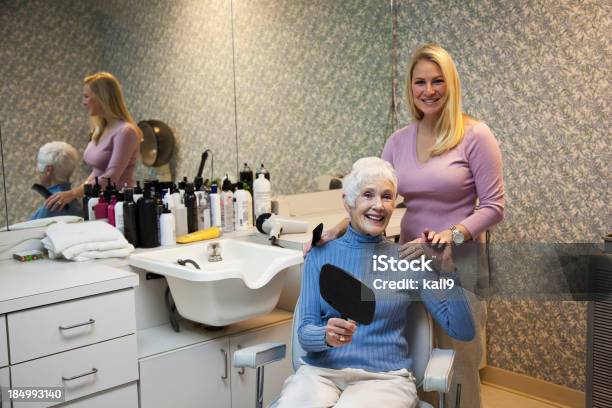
[[11, 334, 138, 408], [0, 315, 7, 367], [8, 290, 135, 363], [0, 366, 9, 388], [61, 382, 138, 408]]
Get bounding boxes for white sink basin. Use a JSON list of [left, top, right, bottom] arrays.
[[129, 238, 303, 326]]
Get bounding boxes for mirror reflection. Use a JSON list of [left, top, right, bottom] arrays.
[[0, 0, 237, 225]]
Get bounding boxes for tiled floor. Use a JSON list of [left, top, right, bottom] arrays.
[[482, 384, 560, 408]]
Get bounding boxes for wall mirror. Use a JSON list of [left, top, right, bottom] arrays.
[[0, 0, 238, 226]]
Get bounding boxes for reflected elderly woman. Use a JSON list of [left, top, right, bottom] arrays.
[[277, 157, 475, 408], [30, 141, 81, 220]]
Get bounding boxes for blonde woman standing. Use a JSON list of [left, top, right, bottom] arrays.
[[311, 44, 505, 407], [47, 72, 142, 211]]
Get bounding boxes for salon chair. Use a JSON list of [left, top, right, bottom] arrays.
[[234, 301, 456, 408]]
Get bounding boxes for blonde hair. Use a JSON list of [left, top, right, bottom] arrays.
[[406, 43, 464, 156], [84, 72, 142, 143]]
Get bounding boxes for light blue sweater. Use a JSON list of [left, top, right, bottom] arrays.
[[298, 225, 475, 372]]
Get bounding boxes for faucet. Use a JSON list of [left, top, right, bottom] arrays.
[[207, 242, 222, 262]]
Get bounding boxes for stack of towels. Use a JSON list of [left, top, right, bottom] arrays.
[[42, 221, 134, 261]]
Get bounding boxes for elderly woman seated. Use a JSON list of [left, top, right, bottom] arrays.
[[30, 141, 81, 220], [277, 157, 475, 408]]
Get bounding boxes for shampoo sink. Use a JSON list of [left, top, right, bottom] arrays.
[[128, 238, 303, 326]]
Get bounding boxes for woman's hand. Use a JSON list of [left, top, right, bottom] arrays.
[[419, 228, 455, 273], [45, 189, 77, 212], [303, 218, 350, 255], [325, 318, 357, 347], [399, 229, 455, 273], [303, 229, 336, 255], [399, 237, 425, 261]]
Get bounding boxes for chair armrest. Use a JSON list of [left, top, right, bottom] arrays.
[[233, 342, 286, 369], [422, 348, 455, 393]]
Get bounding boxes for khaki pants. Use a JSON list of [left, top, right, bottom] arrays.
[[277, 363, 419, 408], [434, 293, 486, 408]]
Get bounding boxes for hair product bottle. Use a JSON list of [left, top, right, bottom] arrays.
[[114, 189, 125, 234], [93, 194, 109, 222], [234, 183, 253, 230], [253, 173, 271, 220], [82, 183, 92, 221], [87, 177, 102, 220], [123, 189, 139, 247], [107, 195, 118, 226], [196, 189, 211, 230], [221, 184, 235, 233], [239, 163, 254, 195], [173, 196, 189, 238], [184, 183, 198, 233], [255, 163, 270, 181], [133, 180, 144, 203], [137, 188, 160, 248], [209, 184, 222, 227], [160, 204, 176, 246]]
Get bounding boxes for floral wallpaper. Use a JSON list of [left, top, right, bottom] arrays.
[[2, 0, 610, 393]]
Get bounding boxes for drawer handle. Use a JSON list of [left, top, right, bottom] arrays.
[[236, 345, 245, 375], [220, 349, 228, 380], [62, 367, 98, 381], [58, 318, 95, 331]]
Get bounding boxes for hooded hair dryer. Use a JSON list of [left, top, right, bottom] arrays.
[[256, 213, 309, 241]]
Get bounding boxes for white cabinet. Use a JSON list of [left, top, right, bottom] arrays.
[[11, 335, 137, 408], [0, 315, 7, 368], [8, 290, 136, 364], [139, 337, 231, 408], [230, 322, 292, 408], [4, 289, 138, 408], [139, 319, 293, 408], [61, 383, 138, 408], [0, 366, 9, 406]]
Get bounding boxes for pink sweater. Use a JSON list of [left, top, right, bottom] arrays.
[[84, 122, 140, 189], [382, 122, 504, 243]]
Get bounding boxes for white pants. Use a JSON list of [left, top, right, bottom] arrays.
[[276, 363, 418, 408]]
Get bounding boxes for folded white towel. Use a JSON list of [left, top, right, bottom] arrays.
[[70, 246, 135, 262], [45, 221, 128, 254], [43, 221, 133, 261]]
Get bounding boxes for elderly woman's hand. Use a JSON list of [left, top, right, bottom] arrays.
[[45, 189, 77, 212], [325, 318, 357, 347], [419, 228, 455, 273]]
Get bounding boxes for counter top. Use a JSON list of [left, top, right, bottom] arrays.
[[137, 309, 292, 359], [0, 257, 138, 314]]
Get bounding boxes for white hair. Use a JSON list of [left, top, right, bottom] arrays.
[[36, 141, 79, 183], [343, 157, 397, 207]]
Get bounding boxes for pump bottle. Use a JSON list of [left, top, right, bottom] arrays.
[[123, 189, 139, 247], [137, 188, 160, 248]]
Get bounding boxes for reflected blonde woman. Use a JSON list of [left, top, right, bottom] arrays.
[[47, 72, 142, 211]]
